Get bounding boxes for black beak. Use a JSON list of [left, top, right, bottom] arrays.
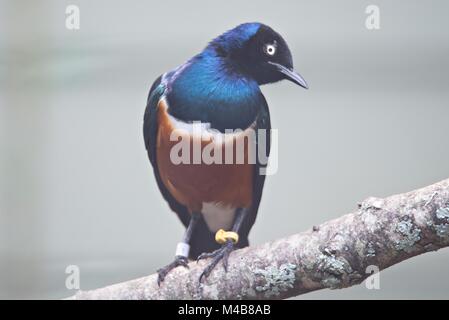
[[268, 62, 309, 89]]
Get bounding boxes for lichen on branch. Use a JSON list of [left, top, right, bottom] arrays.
[[68, 178, 449, 300]]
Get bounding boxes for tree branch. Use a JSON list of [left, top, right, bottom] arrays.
[[68, 178, 449, 300]]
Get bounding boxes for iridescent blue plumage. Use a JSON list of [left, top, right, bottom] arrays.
[[206, 22, 260, 53], [165, 23, 264, 131]]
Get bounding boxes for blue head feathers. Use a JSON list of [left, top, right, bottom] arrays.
[[164, 22, 308, 131], [205, 22, 261, 54]]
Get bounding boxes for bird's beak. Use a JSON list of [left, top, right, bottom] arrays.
[[268, 62, 309, 89]]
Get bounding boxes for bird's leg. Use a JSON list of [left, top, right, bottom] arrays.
[[157, 212, 200, 286], [197, 208, 248, 283]]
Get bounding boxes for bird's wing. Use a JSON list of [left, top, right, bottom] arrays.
[[240, 93, 272, 239], [143, 75, 191, 228]]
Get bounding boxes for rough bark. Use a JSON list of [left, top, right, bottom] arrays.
[[68, 178, 449, 300]]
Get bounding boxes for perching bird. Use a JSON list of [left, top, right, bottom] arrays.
[[143, 22, 308, 285]]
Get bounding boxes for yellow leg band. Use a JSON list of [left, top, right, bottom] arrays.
[[215, 229, 239, 244]]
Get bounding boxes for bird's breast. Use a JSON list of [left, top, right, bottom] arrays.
[[155, 98, 255, 221]]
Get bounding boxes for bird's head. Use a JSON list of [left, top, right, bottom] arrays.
[[206, 22, 308, 89]]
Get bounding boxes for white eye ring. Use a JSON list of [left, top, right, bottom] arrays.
[[264, 43, 276, 56]]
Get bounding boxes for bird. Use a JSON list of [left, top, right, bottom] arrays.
[[143, 22, 308, 286]]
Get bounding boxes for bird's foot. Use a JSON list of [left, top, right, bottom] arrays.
[[157, 255, 189, 286], [197, 240, 234, 283]]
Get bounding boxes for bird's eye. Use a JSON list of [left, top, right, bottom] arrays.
[[264, 43, 277, 56]]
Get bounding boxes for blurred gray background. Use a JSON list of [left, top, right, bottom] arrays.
[[1, 0, 449, 299]]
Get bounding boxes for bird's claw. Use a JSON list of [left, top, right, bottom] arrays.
[[157, 255, 189, 286], [197, 240, 234, 284]]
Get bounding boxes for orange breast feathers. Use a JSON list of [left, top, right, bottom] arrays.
[[156, 99, 255, 213]]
